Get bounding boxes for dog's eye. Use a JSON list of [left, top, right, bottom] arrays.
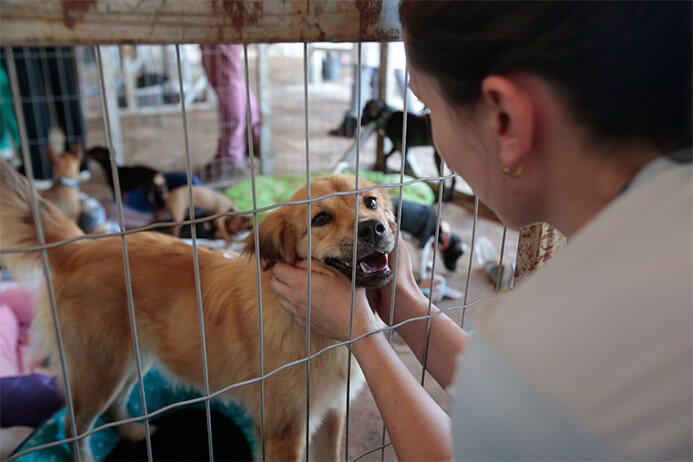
[[311, 212, 332, 227], [364, 196, 377, 210]]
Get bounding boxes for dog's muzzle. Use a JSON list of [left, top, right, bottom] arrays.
[[325, 219, 394, 288]]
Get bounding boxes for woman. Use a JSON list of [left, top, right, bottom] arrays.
[[271, 2, 692, 460]]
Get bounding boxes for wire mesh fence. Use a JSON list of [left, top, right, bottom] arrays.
[[1, 41, 514, 462]]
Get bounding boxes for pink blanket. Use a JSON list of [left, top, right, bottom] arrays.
[[0, 282, 38, 377]]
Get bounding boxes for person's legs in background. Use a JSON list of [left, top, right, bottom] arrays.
[[200, 44, 260, 178]]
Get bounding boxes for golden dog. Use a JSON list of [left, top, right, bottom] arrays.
[[0, 160, 395, 461], [41, 142, 82, 222], [163, 185, 250, 242]]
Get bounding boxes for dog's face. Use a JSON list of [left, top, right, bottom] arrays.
[[360, 99, 388, 126], [224, 214, 252, 234], [244, 174, 396, 288], [84, 146, 110, 165]]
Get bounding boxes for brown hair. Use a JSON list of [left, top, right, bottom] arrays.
[[400, 1, 692, 153]]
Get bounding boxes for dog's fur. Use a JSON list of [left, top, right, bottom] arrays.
[[0, 161, 395, 461], [85, 146, 166, 210], [41, 143, 83, 222], [361, 99, 456, 199], [163, 185, 250, 243]]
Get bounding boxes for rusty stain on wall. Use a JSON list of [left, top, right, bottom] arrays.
[[222, 0, 262, 29], [61, 0, 97, 29], [514, 223, 565, 282], [355, 0, 380, 40], [4, 0, 403, 45]]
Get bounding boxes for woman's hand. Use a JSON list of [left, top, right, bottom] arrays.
[[270, 259, 379, 341], [369, 236, 428, 326]]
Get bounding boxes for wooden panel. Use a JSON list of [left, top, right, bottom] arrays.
[[0, 0, 402, 45]]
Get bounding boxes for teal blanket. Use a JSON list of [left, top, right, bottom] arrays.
[[14, 368, 255, 461]]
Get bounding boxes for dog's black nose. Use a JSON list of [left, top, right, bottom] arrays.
[[358, 219, 386, 244]]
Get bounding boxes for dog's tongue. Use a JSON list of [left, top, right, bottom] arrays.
[[359, 252, 388, 273]]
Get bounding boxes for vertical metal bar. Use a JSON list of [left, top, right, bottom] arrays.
[[98, 46, 123, 164], [5, 46, 82, 462], [38, 47, 59, 135], [460, 197, 479, 329], [495, 226, 508, 292], [257, 44, 272, 175], [380, 62, 410, 462], [375, 43, 389, 170], [345, 42, 363, 462], [243, 43, 266, 462], [385, 65, 409, 340], [303, 42, 313, 462], [175, 44, 215, 462], [95, 45, 154, 462], [420, 159, 446, 387], [54, 47, 76, 147], [215, 44, 223, 181]]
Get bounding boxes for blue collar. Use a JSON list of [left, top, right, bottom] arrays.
[[56, 177, 79, 189]]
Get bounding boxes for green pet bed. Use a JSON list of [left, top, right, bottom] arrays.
[[14, 368, 256, 461], [225, 171, 434, 218]]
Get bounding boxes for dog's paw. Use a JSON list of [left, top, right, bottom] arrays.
[[117, 422, 157, 442], [74, 439, 95, 462]]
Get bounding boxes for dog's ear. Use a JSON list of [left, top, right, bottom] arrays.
[[45, 145, 58, 166], [85, 146, 109, 163], [369, 100, 386, 118], [242, 210, 297, 270], [70, 141, 83, 160]]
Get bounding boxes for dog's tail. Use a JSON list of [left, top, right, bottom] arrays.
[[0, 159, 83, 285]]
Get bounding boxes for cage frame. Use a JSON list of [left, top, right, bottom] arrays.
[[1, 1, 556, 461]]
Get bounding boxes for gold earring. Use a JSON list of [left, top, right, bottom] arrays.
[[503, 164, 523, 178]]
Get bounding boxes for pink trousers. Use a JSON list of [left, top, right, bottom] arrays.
[[200, 44, 261, 163]]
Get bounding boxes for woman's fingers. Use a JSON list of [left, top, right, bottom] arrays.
[[294, 258, 344, 278], [272, 262, 303, 286], [270, 258, 377, 341], [269, 273, 293, 301]]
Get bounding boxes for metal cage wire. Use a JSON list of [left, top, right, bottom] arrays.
[[2, 41, 508, 462]]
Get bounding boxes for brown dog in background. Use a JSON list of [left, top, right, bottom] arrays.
[[0, 161, 395, 461], [41, 142, 83, 222], [163, 185, 250, 242]]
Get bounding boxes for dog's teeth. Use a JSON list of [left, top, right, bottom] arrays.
[[359, 262, 370, 273]]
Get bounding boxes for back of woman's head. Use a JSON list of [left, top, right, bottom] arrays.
[[400, 1, 692, 152]]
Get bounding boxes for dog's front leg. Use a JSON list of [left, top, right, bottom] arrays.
[[259, 418, 307, 462], [309, 407, 345, 462]]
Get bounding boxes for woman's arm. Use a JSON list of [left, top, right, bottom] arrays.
[[351, 331, 453, 461], [369, 241, 468, 388], [270, 260, 454, 461], [379, 284, 468, 388]]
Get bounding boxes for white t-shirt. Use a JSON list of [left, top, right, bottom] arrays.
[[451, 155, 692, 461]]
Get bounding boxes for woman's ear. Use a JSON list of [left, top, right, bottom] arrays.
[[481, 75, 534, 169], [242, 209, 297, 270]]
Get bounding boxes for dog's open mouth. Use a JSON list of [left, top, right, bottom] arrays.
[[325, 250, 392, 288]]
